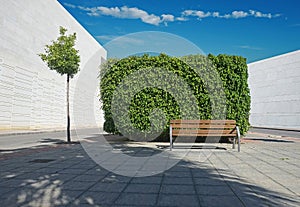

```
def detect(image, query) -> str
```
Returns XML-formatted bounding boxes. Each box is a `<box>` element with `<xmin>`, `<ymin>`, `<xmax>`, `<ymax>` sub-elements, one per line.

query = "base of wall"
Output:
<box><xmin>251</xmin><ymin>126</ymin><xmax>300</xmax><ymax>132</ymax></box>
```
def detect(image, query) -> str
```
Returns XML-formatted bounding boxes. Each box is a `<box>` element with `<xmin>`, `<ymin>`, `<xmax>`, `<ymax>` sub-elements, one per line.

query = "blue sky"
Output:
<box><xmin>59</xmin><ymin>0</ymin><xmax>300</xmax><ymax>63</ymax></box>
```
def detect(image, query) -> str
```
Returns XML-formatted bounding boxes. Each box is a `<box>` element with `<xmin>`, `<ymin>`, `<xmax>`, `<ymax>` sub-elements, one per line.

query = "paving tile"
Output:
<box><xmin>238</xmin><ymin>195</ymin><xmax>277</xmax><ymax>207</ymax></box>
<box><xmin>0</xmin><ymin>178</ymin><xmax>30</xmax><ymax>187</ymax></box>
<box><xmin>0</xmin><ymin>186</ymin><xmax>15</xmax><ymax>195</ymax></box>
<box><xmin>160</xmin><ymin>184</ymin><xmax>196</xmax><ymax>195</ymax></box>
<box><xmin>22</xmin><ymin>190</ymin><xmax>83</xmax><ymax>207</ymax></box>
<box><xmin>101</xmin><ymin>173</ymin><xmax>132</xmax><ymax>183</ymax></box>
<box><xmin>199</xmin><ymin>195</ymin><xmax>244</xmax><ymax>207</ymax></box>
<box><xmin>89</xmin><ymin>182</ymin><xmax>127</xmax><ymax>192</ymax></box>
<box><xmin>158</xmin><ymin>194</ymin><xmax>200</xmax><ymax>207</ymax></box>
<box><xmin>163</xmin><ymin>177</ymin><xmax>193</xmax><ymax>185</ymax></box>
<box><xmin>34</xmin><ymin>167</ymin><xmax>60</xmax><ymax>174</ymax></box>
<box><xmin>124</xmin><ymin>183</ymin><xmax>160</xmax><ymax>193</ymax></box>
<box><xmin>63</xmin><ymin>181</ymin><xmax>96</xmax><ymax>191</ymax></box>
<box><xmin>194</xmin><ymin>178</ymin><xmax>226</xmax><ymax>186</ymax></box>
<box><xmin>1</xmin><ymin>132</ymin><xmax>300</xmax><ymax>207</ymax></box>
<box><xmin>196</xmin><ymin>185</ymin><xmax>235</xmax><ymax>195</ymax></box>
<box><xmin>130</xmin><ymin>176</ymin><xmax>163</xmax><ymax>184</ymax></box>
<box><xmin>168</xmin><ymin>166</ymin><xmax>191</xmax><ymax>172</ymax></box>
<box><xmin>115</xmin><ymin>193</ymin><xmax>158</xmax><ymax>206</ymax></box>
<box><xmin>191</xmin><ymin>170</ymin><xmax>216</xmax><ymax>178</ymax></box>
<box><xmin>78</xmin><ymin>191</ymin><xmax>119</xmax><ymax>205</ymax></box>
<box><xmin>72</xmin><ymin>174</ymin><xmax>105</xmax><ymax>182</ymax></box>
<box><xmin>164</xmin><ymin>171</ymin><xmax>191</xmax><ymax>178</ymax></box>
<box><xmin>59</xmin><ymin>168</ymin><xmax>89</xmax><ymax>175</ymax></box>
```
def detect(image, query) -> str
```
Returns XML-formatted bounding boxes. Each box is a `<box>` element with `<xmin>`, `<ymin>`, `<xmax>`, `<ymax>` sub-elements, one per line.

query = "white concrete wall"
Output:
<box><xmin>248</xmin><ymin>50</ymin><xmax>300</xmax><ymax>130</ymax></box>
<box><xmin>0</xmin><ymin>0</ymin><xmax>107</xmax><ymax>130</ymax></box>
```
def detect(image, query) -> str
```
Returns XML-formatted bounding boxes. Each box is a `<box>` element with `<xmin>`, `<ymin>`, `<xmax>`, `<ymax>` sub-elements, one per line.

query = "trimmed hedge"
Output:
<box><xmin>207</xmin><ymin>54</ymin><xmax>251</xmax><ymax>134</ymax></box>
<box><xmin>100</xmin><ymin>54</ymin><xmax>250</xmax><ymax>140</ymax></box>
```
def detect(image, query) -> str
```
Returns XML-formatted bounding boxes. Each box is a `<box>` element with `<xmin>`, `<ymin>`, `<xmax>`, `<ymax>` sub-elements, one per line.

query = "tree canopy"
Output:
<box><xmin>39</xmin><ymin>26</ymin><xmax>80</xmax><ymax>78</ymax></box>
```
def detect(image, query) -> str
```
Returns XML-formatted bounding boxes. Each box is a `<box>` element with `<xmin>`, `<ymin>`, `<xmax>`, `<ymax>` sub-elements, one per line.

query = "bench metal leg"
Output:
<box><xmin>169</xmin><ymin>125</ymin><xmax>172</xmax><ymax>151</ymax></box>
<box><xmin>233</xmin><ymin>137</ymin><xmax>236</xmax><ymax>149</ymax></box>
<box><xmin>236</xmin><ymin>126</ymin><xmax>241</xmax><ymax>152</ymax></box>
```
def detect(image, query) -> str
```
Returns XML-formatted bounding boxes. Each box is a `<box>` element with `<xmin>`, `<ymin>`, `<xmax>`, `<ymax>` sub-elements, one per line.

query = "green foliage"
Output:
<box><xmin>100</xmin><ymin>53</ymin><xmax>250</xmax><ymax>139</ymax></box>
<box><xmin>38</xmin><ymin>26</ymin><xmax>80</xmax><ymax>78</ymax></box>
<box><xmin>207</xmin><ymin>54</ymin><xmax>251</xmax><ymax>134</ymax></box>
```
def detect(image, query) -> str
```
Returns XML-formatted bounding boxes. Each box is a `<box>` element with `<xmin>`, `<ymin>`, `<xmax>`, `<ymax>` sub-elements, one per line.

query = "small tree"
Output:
<box><xmin>39</xmin><ymin>26</ymin><xmax>80</xmax><ymax>142</ymax></box>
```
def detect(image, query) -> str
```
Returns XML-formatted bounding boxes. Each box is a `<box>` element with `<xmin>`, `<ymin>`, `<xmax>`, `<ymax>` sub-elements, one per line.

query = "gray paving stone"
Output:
<box><xmin>101</xmin><ymin>173</ymin><xmax>132</xmax><ymax>183</ymax></box>
<box><xmin>68</xmin><ymin>203</ymin><xmax>109</xmax><ymax>207</ymax></box>
<box><xmin>226</xmin><ymin>183</ymin><xmax>255</xmax><ymax>197</ymax></box>
<box><xmin>72</xmin><ymin>174</ymin><xmax>105</xmax><ymax>182</ymax></box>
<box><xmin>160</xmin><ymin>184</ymin><xmax>196</xmax><ymax>195</ymax></box>
<box><xmin>158</xmin><ymin>194</ymin><xmax>200</xmax><ymax>207</ymax></box>
<box><xmin>83</xmin><ymin>167</ymin><xmax>109</xmax><ymax>176</ymax></box>
<box><xmin>59</xmin><ymin>168</ymin><xmax>89</xmax><ymax>175</ymax></box>
<box><xmin>199</xmin><ymin>195</ymin><xmax>244</xmax><ymax>207</ymax></box>
<box><xmin>0</xmin><ymin>132</ymin><xmax>299</xmax><ymax>207</ymax></box>
<box><xmin>34</xmin><ymin>167</ymin><xmax>60</xmax><ymax>174</ymax></box>
<box><xmin>164</xmin><ymin>170</ymin><xmax>191</xmax><ymax>178</ymax></box>
<box><xmin>0</xmin><ymin>178</ymin><xmax>31</xmax><ymax>187</ymax></box>
<box><xmin>63</xmin><ymin>181</ymin><xmax>96</xmax><ymax>191</ymax></box>
<box><xmin>124</xmin><ymin>183</ymin><xmax>160</xmax><ymax>193</ymax></box>
<box><xmin>194</xmin><ymin>178</ymin><xmax>226</xmax><ymax>186</ymax></box>
<box><xmin>191</xmin><ymin>170</ymin><xmax>217</xmax><ymax>178</ymax></box>
<box><xmin>130</xmin><ymin>176</ymin><xmax>163</xmax><ymax>184</ymax></box>
<box><xmin>238</xmin><ymin>195</ymin><xmax>270</xmax><ymax>207</ymax></box>
<box><xmin>168</xmin><ymin>166</ymin><xmax>191</xmax><ymax>172</ymax></box>
<box><xmin>163</xmin><ymin>177</ymin><xmax>193</xmax><ymax>185</ymax></box>
<box><xmin>115</xmin><ymin>193</ymin><xmax>158</xmax><ymax>206</ymax></box>
<box><xmin>196</xmin><ymin>185</ymin><xmax>235</xmax><ymax>195</ymax></box>
<box><xmin>0</xmin><ymin>186</ymin><xmax>15</xmax><ymax>195</ymax></box>
<box><xmin>89</xmin><ymin>182</ymin><xmax>127</xmax><ymax>192</ymax></box>
<box><xmin>78</xmin><ymin>191</ymin><xmax>119</xmax><ymax>205</ymax></box>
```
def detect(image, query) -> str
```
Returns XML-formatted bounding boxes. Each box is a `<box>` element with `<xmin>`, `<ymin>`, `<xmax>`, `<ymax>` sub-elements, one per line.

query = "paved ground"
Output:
<box><xmin>0</xmin><ymin>130</ymin><xmax>299</xmax><ymax>207</ymax></box>
<box><xmin>249</xmin><ymin>127</ymin><xmax>300</xmax><ymax>139</ymax></box>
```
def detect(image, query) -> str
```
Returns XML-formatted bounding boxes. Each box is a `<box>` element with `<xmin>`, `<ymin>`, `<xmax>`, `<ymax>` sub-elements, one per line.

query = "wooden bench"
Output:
<box><xmin>169</xmin><ymin>120</ymin><xmax>241</xmax><ymax>152</ymax></box>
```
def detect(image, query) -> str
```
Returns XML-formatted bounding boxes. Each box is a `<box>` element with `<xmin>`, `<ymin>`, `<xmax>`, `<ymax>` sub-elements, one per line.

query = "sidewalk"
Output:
<box><xmin>0</xmin><ymin>132</ymin><xmax>299</xmax><ymax>207</ymax></box>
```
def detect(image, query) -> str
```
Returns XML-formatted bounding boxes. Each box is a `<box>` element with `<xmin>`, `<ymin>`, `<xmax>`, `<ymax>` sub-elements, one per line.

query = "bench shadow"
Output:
<box><xmin>0</xmin><ymin>133</ymin><xmax>298</xmax><ymax>206</ymax></box>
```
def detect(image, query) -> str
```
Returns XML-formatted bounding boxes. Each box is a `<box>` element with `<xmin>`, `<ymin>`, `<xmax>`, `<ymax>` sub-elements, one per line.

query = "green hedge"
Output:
<box><xmin>100</xmin><ymin>54</ymin><xmax>250</xmax><ymax>140</ymax></box>
<box><xmin>207</xmin><ymin>54</ymin><xmax>251</xmax><ymax>133</ymax></box>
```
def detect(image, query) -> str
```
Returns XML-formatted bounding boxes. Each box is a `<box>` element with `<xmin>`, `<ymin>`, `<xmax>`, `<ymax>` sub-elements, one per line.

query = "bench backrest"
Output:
<box><xmin>170</xmin><ymin>120</ymin><xmax>237</xmax><ymax>137</ymax></box>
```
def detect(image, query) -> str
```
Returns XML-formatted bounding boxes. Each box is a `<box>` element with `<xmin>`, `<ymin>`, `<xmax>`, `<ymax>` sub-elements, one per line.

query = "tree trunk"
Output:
<box><xmin>67</xmin><ymin>74</ymin><xmax>71</xmax><ymax>143</ymax></box>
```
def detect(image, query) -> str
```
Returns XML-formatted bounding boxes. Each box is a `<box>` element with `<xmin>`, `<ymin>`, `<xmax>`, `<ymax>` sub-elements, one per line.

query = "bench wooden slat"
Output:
<box><xmin>172</xmin><ymin>129</ymin><xmax>236</xmax><ymax>136</ymax></box>
<box><xmin>170</xmin><ymin>120</ymin><xmax>236</xmax><ymax>124</ymax></box>
<box><xmin>171</xmin><ymin>123</ymin><xmax>237</xmax><ymax>129</ymax></box>
<box><xmin>169</xmin><ymin>119</ymin><xmax>241</xmax><ymax>152</ymax></box>
<box><xmin>172</xmin><ymin>133</ymin><xmax>236</xmax><ymax>137</ymax></box>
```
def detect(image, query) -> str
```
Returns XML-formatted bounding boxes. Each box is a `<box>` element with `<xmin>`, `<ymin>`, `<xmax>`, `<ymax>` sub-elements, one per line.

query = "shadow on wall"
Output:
<box><xmin>0</xmin><ymin>135</ymin><xmax>298</xmax><ymax>206</ymax></box>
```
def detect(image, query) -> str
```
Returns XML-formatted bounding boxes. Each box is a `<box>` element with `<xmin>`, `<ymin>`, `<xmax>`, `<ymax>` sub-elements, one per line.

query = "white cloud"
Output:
<box><xmin>161</xmin><ymin>14</ymin><xmax>175</xmax><ymax>26</ymax></box>
<box><xmin>238</xmin><ymin>45</ymin><xmax>263</xmax><ymax>50</ymax></box>
<box><xmin>95</xmin><ymin>35</ymin><xmax>118</xmax><ymax>41</ymax></box>
<box><xmin>249</xmin><ymin>10</ymin><xmax>281</xmax><ymax>19</ymax></box>
<box><xmin>182</xmin><ymin>9</ymin><xmax>281</xmax><ymax>20</ymax></box>
<box><xmin>212</xmin><ymin>12</ymin><xmax>220</xmax><ymax>18</ymax></box>
<box><xmin>231</xmin><ymin>11</ymin><xmax>248</xmax><ymax>19</ymax></box>
<box><xmin>161</xmin><ymin>14</ymin><xmax>175</xmax><ymax>22</ymax></box>
<box><xmin>77</xmin><ymin>6</ymin><xmax>162</xmax><ymax>25</ymax></box>
<box><xmin>64</xmin><ymin>4</ymin><xmax>282</xmax><ymax>25</ymax></box>
<box><xmin>176</xmin><ymin>17</ymin><xmax>188</xmax><ymax>21</ymax></box>
<box><xmin>182</xmin><ymin>10</ymin><xmax>210</xmax><ymax>19</ymax></box>
<box><xmin>63</xmin><ymin>3</ymin><xmax>76</xmax><ymax>9</ymax></box>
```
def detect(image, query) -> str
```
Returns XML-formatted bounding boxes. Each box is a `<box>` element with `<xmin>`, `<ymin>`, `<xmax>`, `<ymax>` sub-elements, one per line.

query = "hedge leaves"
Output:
<box><xmin>100</xmin><ymin>54</ymin><xmax>250</xmax><ymax>140</ymax></box>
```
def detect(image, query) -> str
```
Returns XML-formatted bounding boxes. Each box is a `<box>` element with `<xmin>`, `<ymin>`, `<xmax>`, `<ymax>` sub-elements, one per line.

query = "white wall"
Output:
<box><xmin>248</xmin><ymin>50</ymin><xmax>300</xmax><ymax>130</ymax></box>
<box><xmin>0</xmin><ymin>0</ymin><xmax>107</xmax><ymax>130</ymax></box>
